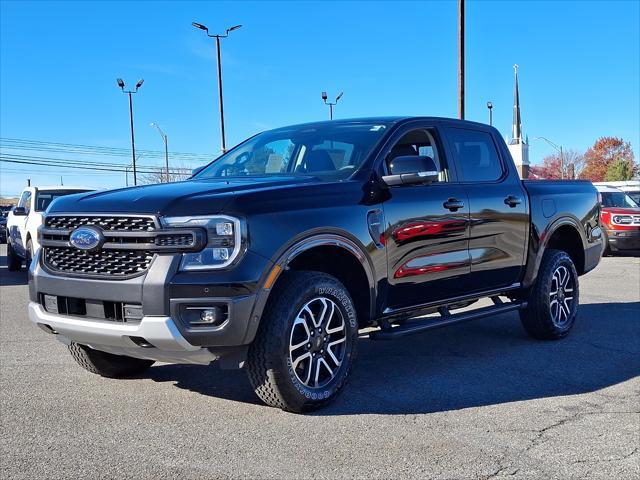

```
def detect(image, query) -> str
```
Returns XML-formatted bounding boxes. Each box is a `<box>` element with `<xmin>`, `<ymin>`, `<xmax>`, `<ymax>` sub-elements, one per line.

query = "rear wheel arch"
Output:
<box><xmin>544</xmin><ymin>221</ymin><xmax>586</xmax><ymax>275</ymax></box>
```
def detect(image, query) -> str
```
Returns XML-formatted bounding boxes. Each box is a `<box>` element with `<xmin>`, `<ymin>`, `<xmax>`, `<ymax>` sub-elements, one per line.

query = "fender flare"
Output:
<box><xmin>242</xmin><ymin>231</ymin><xmax>377</xmax><ymax>343</ymax></box>
<box><xmin>523</xmin><ymin>215</ymin><xmax>587</xmax><ymax>288</ymax></box>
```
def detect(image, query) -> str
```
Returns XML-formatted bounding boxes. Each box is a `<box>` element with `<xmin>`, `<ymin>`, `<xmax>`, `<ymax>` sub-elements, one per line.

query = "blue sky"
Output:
<box><xmin>1</xmin><ymin>0</ymin><xmax>638</xmax><ymax>196</ymax></box>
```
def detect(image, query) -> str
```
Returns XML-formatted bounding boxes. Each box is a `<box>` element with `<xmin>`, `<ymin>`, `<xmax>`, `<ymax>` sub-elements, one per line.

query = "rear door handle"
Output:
<box><xmin>504</xmin><ymin>195</ymin><xmax>522</xmax><ymax>207</ymax></box>
<box><xmin>443</xmin><ymin>198</ymin><xmax>465</xmax><ymax>212</ymax></box>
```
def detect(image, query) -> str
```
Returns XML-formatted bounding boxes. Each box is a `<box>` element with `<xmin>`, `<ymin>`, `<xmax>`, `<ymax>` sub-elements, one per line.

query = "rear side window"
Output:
<box><xmin>446</xmin><ymin>128</ymin><xmax>503</xmax><ymax>182</ymax></box>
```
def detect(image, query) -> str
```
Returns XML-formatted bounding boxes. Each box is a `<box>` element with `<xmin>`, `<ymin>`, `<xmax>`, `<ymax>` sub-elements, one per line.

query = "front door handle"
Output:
<box><xmin>443</xmin><ymin>198</ymin><xmax>465</xmax><ymax>212</ymax></box>
<box><xmin>504</xmin><ymin>195</ymin><xmax>522</xmax><ymax>207</ymax></box>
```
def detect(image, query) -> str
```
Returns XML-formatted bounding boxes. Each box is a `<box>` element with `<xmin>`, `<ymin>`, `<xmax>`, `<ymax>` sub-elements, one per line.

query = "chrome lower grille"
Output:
<box><xmin>41</xmin><ymin>214</ymin><xmax>205</xmax><ymax>279</ymax></box>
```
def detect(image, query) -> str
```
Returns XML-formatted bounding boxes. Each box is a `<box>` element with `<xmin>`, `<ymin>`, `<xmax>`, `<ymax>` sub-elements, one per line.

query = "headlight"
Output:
<box><xmin>161</xmin><ymin>215</ymin><xmax>243</xmax><ymax>270</ymax></box>
<box><xmin>613</xmin><ymin>215</ymin><xmax>632</xmax><ymax>225</ymax></box>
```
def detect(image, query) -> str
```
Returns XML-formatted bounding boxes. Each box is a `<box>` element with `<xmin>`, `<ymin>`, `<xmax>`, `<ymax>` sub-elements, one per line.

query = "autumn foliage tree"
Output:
<box><xmin>529</xmin><ymin>149</ymin><xmax>584</xmax><ymax>180</ymax></box>
<box><xmin>580</xmin><ymin>137</ymin><xmax>636</xmax><ymax>182</ymax></box>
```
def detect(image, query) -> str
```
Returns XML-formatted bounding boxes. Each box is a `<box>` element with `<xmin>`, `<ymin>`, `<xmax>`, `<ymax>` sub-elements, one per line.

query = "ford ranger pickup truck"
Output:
<box><xmin>28</xmin><ymin>117</ymin><xmax>603</xmax><ymax>412</ymax></box>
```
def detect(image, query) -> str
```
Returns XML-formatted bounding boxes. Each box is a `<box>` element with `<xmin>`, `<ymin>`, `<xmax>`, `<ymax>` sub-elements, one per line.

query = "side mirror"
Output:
<box><xmin>382</xmin><ymin>155</ymin><xmax>439</xmax><ymax>186</ymax></box>
<box><xmin>12</xmin><ymin>206</ymin><xmax>27</xmax><ymax>216</ymax></box>
<box><xmin>191</xmin><ymin>165</ymin><xmax>205</xmax><ymax>178</ymax></box>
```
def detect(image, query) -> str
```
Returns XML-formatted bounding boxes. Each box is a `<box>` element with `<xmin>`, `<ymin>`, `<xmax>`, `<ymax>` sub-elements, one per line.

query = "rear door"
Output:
<box><xmin>443</xmin><ymin>126</ymin><xmax>528</xmax><ymax>292</ymax></box>
<box><xmin>380</xmin><ymin>122</ymin><xmax>471</xmax><ymax>310</ymax></box>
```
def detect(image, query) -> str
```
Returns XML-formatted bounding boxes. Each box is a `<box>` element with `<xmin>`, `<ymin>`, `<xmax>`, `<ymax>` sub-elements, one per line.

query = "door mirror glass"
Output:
<box><xmin>382</xmin><ymin>155</ymin><xmax>439</xmax><ymax>186</ymax></box>
<box><xmin>12</xmin><ymin>206</ymin><xmax>27</xmax><ymax>216</ymax></box>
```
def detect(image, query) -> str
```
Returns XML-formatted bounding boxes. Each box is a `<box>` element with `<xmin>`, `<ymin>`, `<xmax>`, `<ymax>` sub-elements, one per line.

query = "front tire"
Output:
<box><xmin>520</xmin><ymin>249</ymin><xmax>579</xmax><ymax>340</ymax></box>
<box><xmin>246</xmin><ymin>271</ymin><xmax>358</xmax><ymax>412</ymax></box>
<box><xmin>25</xmin><ymin>239</ymin><xmax>33</xmax><ymax>270</ymax></box>
<box><xmin>6</xmin><ymin>241</ymin><xmax>22</xmax><ymax>271</ymax></box>
<box><xmin>68</xmin><ymin>342</ymin><xmax>154</xmax><ymax>378</ymax></box>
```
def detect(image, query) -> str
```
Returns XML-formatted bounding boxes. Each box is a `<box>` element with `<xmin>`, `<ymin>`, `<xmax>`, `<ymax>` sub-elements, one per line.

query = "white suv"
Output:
<box><xmin>6</xmin><ymin>186</ymin><xmax>94</xmax><ymax>271</ymax></box>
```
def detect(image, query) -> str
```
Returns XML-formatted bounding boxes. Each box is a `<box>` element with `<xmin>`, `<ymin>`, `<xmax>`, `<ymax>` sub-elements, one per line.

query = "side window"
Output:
<box><xmin>17</xmin><ymin>191</ymin><xmax>28</xmax><ymax>208</ymax></box>
<box><xmin>446</xmin><ymin>128</ymin><xmax>503</xmax><ymax>182</ymax></box>
<box><xmin>23</xmin><ymin>192</ymin><xmax>32</xmax><ymax>213</ymax></box>
<box><xmin>17</xmin><ymin>191</ymin><xmax>31</xmax><ymax>212</ymax></box>
<box><xmin>386</xmin><ymin>128</ymin><xmax>449</xmax><ymax>182</ymax></box>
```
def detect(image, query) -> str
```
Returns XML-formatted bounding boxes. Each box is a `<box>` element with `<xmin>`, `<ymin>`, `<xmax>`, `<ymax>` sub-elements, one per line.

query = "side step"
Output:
<box><xmin>369</xmin><ymin>300</ymin><xmax>526</xmax><ymax>340</ymax></box>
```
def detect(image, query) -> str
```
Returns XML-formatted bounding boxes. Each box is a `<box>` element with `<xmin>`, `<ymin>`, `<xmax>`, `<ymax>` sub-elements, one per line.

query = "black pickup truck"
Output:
<box><xmin>28</xmin><ymin>117</ymin><xmax>603</xmax><ymax>412</ymax></box>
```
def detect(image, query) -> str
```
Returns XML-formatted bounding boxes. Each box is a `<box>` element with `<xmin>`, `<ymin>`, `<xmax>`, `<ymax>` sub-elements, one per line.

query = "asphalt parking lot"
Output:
<box><xmin>1</xmin><ymin>244</ymin><xmax>638</xmax><ymax>479</ymax></box>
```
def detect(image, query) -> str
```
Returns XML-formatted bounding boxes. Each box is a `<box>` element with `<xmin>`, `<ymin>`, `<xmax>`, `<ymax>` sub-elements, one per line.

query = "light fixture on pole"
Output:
<box><xmin>321</xmin><ymin>91</ymin><xmax>343</xmax><ymax>120</ymax></box>
<box><xmin>192</xmin><ymin>22</ymin><xmax>242</xmax><ymax>153</ymax></box>
<box><xmin>486</xmin><ymin>101</ymin><xmax>493</xmax><ymax>126</ymax></box>
<box><xmin>117</xmin><ymin>78</ymin><xmax>144</xmax><ymax>185</ymax></box>
<box><xmin>534</xmin><ymin>136</ymin><xmax>565</xmax><ymax>179</ymax></box>
<box><xmin>150</xmin><ymin>122</ymin><xmax>169</xmax><ymax>182</ymax></box>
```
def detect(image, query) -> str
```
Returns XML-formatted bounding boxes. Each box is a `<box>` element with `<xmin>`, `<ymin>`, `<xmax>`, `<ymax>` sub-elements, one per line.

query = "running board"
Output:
<box><xmin>369</xmin><ymin>301</ymin><xmax>526</xmax><ymax>340</ymax></box>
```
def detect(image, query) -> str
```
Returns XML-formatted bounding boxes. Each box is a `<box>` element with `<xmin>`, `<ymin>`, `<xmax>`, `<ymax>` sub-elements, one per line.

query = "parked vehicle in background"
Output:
<box><xmin>0</xmin><ymin>210</ymin><xmax>7</xmax><ymax>243</ymax></box>
<box><xmin>594</xmin><ymin>180</ymin><xmax>640</xmax><ymax>206</ymax></box>
<box><xmin>6</xmin><ymin>186</ymin><xmax>94</xmax><ymax>270</ymax></box>
<box><xmin>28</xmin><ymin>117</ymin><xmax>603</xmax><ymax>412</ymax></box>
<box><xmin>595</xmin><ymin>185</ymin><xmax>640</xmax><ymax>255</ymax></box>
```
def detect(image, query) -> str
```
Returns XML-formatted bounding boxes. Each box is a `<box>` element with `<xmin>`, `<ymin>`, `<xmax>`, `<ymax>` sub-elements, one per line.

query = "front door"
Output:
<box><xmin>381</xmin><ymin>125</ymin><xmax>471</xmax><ymax>310</ymax></box>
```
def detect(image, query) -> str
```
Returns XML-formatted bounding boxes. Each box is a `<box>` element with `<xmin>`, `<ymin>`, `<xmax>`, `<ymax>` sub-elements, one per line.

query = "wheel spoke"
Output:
<box><xmin>292</xmin><ymin>351</ymin><xmax>311</xmax><ymax>371</ymax></box>
<box><xmin>326</xmin><ymin>316</ymin><xmax>345</xmax><ymax>335</ymax></box>
<box><xmin>290</xmin><ymin>317</ymin><xmax>311</xmax><ymax>351</ymax></box>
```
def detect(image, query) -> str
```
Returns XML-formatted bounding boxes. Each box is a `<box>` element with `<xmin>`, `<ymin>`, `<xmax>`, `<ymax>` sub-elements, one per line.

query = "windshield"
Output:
<box><xmin>35</xmin><ymin>190</ymin><xmax>92</xmax><ymax>212</ymax></box>
<box><xmin>194</xmin><ymin>122</ymin><xmax>390</xmax><ymax>181</ymax></box>
<box><xmin>600</xmin><ymin>191</ymin><xmax>639</xmax><ymax>209</ymax></box>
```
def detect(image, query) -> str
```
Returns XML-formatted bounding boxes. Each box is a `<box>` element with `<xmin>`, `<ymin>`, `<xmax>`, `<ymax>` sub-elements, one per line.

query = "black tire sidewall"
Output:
<box><xmin>269</xmin><ymin>273</ymin><xmax>358</xmax><ymax>409</ymax></box>
<box><xmin>523</xmin><ymin>250</ymin><xmax>579</xmax><ymax>339</ymax></box>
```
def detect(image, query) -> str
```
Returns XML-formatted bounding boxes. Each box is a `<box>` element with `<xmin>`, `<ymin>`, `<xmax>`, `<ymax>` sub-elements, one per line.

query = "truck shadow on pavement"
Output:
<box><xmin>0</xmin><ymin>254</ymin><xmax>28</xmax><ymax>286</ymax></box>
<box><xmin>147</xmin><ymin>301</ymin><xmax>640</xmax><ymax>414</ymax></box>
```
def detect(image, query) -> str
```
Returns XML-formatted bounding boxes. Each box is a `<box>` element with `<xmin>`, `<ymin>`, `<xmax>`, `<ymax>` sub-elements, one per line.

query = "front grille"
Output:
<box><xmin>45</xmin><ymin>215</ymin><xmax>156</xmax><ymax>231</ymax></box>
<box><xmin>45</xmin><ymin>247</ymin><xmax>154</xmax><ymax>276</ymax></box>
<box><xmin>41</xmin><ymin>214</ymin><xmax>205</xmax><ymax>279</ymax></box>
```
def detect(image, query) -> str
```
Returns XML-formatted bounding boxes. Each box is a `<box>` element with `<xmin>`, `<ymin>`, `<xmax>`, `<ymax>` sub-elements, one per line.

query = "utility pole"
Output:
<box><xmin>534</xmin><ymin>136</ymin><xmax>565</xmax><ymax>179</ymax></box>
<box><xmin>117</xmin><ymin>78</ymin><xmax>144</xmax><ymax>185</ymax></box>
<box><xmin>321</xmin><ymin>91</ymin><xmax>343</xmax><ymax>120</ymax></box>
<box><xmin>458</xmin><ymin>0</ymin><xmax>465</xmax><ymax>119</ymax></box>
<box><xmin>192</xmin><ymin>22</ymin><xmax>242</xmax><ymax>154</ymax></box>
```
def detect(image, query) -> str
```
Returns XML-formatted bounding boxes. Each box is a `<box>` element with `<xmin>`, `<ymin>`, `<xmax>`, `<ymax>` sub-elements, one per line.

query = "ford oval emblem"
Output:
<box><xmin>69</xmin><ymin>226</ymin><xmax>104</xmax><ymax>251</ymax></box>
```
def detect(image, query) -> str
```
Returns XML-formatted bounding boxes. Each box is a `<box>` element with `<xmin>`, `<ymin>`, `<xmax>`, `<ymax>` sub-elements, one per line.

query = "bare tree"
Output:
<box><xmin>139</xmin><ymin>160</ymin><xmax>198</xmax><ymax>184</ymax></box>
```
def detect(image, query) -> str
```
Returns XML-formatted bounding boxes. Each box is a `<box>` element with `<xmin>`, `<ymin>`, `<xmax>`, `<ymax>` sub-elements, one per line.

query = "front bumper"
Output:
<box><xmin>29</xmin><ymin>247</ymin><xmax>272</xmax><ymax>357</ymax></box>
<box><xmin>606</xmin><ymin>229</ymin><xmax>640</xmax><ymax>251</ymax></box>
<box><xmin>29</xmin><ymin>302</ymin><xmax>217</xmax><ymax>364</ymax></box>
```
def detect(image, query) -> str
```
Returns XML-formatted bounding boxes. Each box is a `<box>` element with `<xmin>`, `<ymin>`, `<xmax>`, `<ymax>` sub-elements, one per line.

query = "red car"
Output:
<box><xmin>596</xmin><ymin>185</ymin><xmax>640</xmax><ymax>255</ymax></box>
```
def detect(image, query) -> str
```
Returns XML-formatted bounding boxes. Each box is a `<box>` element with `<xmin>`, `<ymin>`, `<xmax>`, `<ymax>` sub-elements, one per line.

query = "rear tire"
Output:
<box><xmin>7</xmin><ymin>241</ymin><xmax>21</xmax><ymax>271</ymax></box>
<box><xmin>520</xmin><ymin>249</ymin><xmax>579</xmax><ymax>340</ymax></box>
<box><xmin>246</xmin><ymin>271</ymin><xmax>358</xmax><ymax>413</ymax></box>
<box><xmin>68</xmin><ymin>342</ymin><xmax>154</xmax><ymax>378</ymax></box>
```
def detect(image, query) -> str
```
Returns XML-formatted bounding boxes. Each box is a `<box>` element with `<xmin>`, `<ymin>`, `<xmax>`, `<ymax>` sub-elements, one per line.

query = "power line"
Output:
<box><xmin>0</xmin><ymin>157</ymin><xmax>192</xmax><ymax>175</ymax></box>
<box><xmin>0</xmin><ymin>137</ymin><xmax>214</xmax><ymax>161</ymax></box>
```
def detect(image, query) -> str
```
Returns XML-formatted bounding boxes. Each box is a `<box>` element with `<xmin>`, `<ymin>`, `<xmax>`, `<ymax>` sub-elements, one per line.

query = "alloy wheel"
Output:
<box><xmin>288</xmin><ymin>297</ymin><xmax>347</xmax><ymax>389</ymax></box>
<box><xmin>549</xmin><ymin>265</ymin><xmax>574</xmax><ymax>326</ymax></box>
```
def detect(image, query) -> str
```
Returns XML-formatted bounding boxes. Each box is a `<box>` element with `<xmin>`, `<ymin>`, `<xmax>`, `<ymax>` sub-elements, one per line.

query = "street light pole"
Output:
<box><xmin>487</xmin><ymin>101</ymin><xmax>493</xmax><ymax>126</ymax></box>
<box><xmin>150</xmin><ymin>123</ymin><xmax>169</xmax><ymax>182</ymax></box>
<box><xmin>534</xmin><ymin>136</ymin><xmax>565</xmax><ymax>179</ymax></box>
<box><xmin>192</xmin><ymin>22</ymin><xmax>242</xmax><ymax>154</ymax></box>
<box><xmin>321</xmin><ymin>91</ymin><xmax>343</xmax><ymax>120</ymax></box>
<box><xmin>117</xmin><ymin>78</ymin><xmax>144</xmax><ymax>185</ymax></box>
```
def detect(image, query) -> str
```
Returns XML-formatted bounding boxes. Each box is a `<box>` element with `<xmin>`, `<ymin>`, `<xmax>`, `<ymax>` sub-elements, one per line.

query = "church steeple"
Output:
<box><xmin>510</xmin><ymin>64</ymin><xmax>522</xmax><ymax>145</ymax></box>
<box><xmin>506</xmin><ymin>64</ymin><xmax>529</xmax><ymax>179</ymax></box>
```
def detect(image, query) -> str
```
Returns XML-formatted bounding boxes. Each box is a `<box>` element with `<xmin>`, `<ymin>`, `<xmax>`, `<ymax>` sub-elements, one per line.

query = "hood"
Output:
<box><xmin>47</xmin><ymin>176</ymin><xmax>320</xmax><ymax>216</ymax></box>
